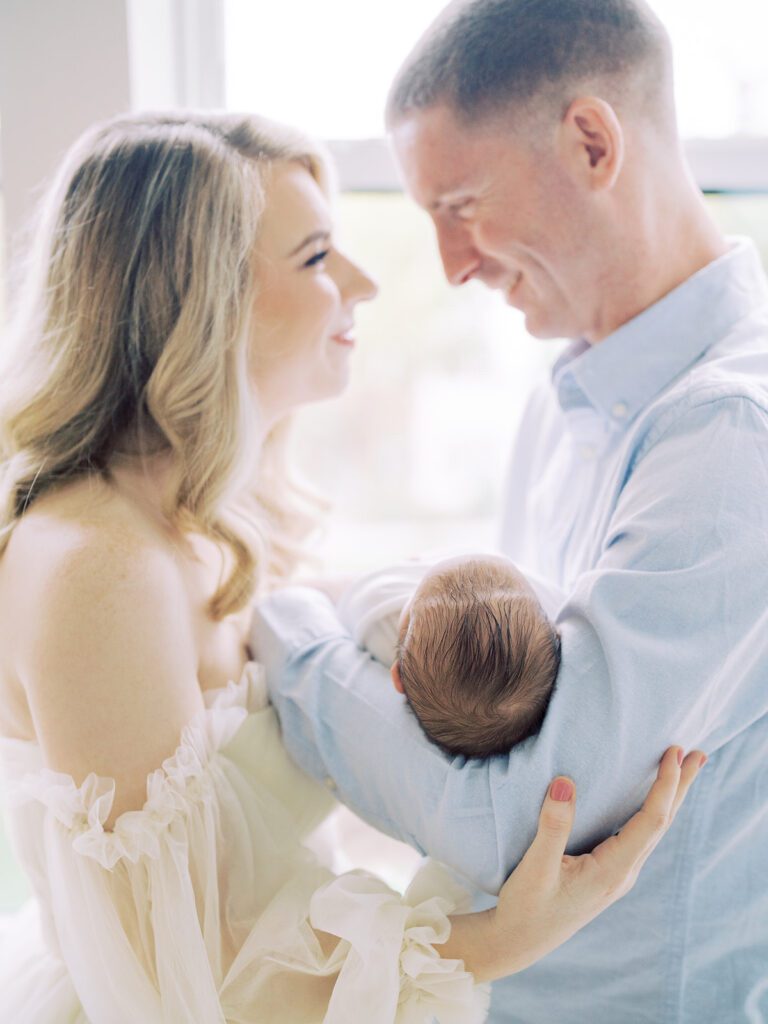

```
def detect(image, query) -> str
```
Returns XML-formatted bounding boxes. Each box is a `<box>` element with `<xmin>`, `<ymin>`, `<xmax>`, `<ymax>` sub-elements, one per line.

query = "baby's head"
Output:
<box><xmin>392</xmin><ymin>555</ymin><xmax>561</xmax><ymax>758</ymax></box>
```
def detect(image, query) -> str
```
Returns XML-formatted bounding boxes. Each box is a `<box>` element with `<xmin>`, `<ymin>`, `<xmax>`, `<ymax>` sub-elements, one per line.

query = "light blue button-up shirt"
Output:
<box><xmin>251</xmin><ymin>238</ymin><xmax>768</xmax><ymax>1024</ymax></box>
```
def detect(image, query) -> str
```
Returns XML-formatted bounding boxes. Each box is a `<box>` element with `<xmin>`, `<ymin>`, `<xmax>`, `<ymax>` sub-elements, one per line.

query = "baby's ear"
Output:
<box><xmin>391</xmin><ymin>661</ymin><xmax>405</xmax><ymax>694</ymax></box>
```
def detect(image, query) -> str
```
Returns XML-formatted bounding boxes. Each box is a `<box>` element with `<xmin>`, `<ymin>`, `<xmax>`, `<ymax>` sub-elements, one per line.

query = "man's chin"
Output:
<box><xmin>504</xmin><ymin>289</ymin><xmax>576</xmax><ymax>340</ymax></box>
<box><xmin>522</xmin><ymin>312</ymin><xmax>572</xmax><ymax>342</ymax></box>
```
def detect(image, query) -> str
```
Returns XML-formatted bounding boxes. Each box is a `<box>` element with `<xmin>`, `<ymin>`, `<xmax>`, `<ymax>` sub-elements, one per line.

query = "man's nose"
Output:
<box><xmin>436</xmin><ymin>222</ymin><xmax>482</xmax><ymax>286</ymax></box>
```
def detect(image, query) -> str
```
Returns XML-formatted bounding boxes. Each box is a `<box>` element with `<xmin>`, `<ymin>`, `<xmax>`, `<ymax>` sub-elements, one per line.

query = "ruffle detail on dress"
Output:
<box><xmin>309</xmin><ymin>862</ymin><xmax>490</xmax><ymax>1024</ymax></box>
<box><xmin>6</xmin><ymin>663</ymin><xmax>268</xmax><ymax>870</ymax></box>
<box><xmin>395</xmin><ymin>901</ymin><xmax>490</xmax><ymax>1024</ymax></box>
<box><xmin>201</xmin><ymin>660</ymin><xmax>270</xmax><ymax>712</ymax></box>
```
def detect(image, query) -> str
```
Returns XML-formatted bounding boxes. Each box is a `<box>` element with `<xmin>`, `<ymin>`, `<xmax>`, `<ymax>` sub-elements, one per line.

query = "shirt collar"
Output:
<box><xmin>552</xmin><ymin>237</ymin><xmax>768</xmax><ymax>427</ymax></box>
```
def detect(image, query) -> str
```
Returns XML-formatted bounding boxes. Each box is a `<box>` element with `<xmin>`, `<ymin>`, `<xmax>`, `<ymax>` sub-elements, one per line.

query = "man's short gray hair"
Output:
<box><xmin>386</xmin><ymin>0</ymin><xmax>673</xmax><ymax>128</ymax></box>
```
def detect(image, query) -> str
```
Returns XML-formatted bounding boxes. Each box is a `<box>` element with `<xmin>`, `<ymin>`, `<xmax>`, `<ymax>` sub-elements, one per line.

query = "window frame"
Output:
<box><xmin>179</xmin><ymin>0</ymin><xmax>768</xmax><ymax>195</ymax></box>
<box><xmin>327</xmin><ymin>138</ymin><xmax>768</xmax><ymax>193</ymax></box>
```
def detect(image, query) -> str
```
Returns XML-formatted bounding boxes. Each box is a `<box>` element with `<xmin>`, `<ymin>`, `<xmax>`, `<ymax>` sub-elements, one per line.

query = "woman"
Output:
<box><xmin>0</xmin><ymin>112</ymin><xmax>702</xmax><ymax>1022</ymax></box>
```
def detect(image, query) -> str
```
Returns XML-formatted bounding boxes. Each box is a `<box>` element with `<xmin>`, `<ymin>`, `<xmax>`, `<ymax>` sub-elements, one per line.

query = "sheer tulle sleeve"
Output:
<box><xmin>2</xmin><ymin>664</ymin><xmax>489</xmax><ymax>1023</ymax></box>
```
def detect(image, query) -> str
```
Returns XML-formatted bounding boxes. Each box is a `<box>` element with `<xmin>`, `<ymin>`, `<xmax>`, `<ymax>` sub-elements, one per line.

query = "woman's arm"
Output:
<box><xmin>16</xmin><ymin>524</ymin><xmax>204</xmax><ymax>829</ymax></box>
<box><xmin>440</xmin><ymin>746</ymin><xmax>704</xmax><ymax>982</ymax></box>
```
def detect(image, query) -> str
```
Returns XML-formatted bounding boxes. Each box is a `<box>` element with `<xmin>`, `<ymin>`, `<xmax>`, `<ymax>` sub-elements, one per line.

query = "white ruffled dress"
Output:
<box><xmin>0</xmin><ymin>662</ymin><xmax>489</xmax><ymax>1023</ymax></box>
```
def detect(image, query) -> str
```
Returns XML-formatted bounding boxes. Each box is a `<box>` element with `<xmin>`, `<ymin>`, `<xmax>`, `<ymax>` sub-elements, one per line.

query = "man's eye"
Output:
<box><xmin>449</xmin><ymin>201</ymin><xmax>473</xmax><ymax>219</ymax></box>
<box><xmin>304</xmin><ymin>249</ymin><xmax>330</xmax><ymax>268</ymax></box>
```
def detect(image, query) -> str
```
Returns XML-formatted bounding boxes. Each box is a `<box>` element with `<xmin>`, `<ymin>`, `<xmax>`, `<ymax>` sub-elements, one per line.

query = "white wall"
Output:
<box><xmin>0</xmin><ymin>0</ymin><xmax>133</xmax><ymax>270</ymax></box>
<box><xmin>0</xmin><ymin>0</ymin><xmax>226</xmax><ymax>288</ymax></box>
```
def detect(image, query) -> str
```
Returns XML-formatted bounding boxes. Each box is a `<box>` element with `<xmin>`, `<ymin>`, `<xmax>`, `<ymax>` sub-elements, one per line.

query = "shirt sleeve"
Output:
<box><xmin>511</xmin><ymin>566</ymin><xmax>568</xmax><ymax>619</ymax></box>
<box><xmin>336</xmin><ymin>559</ymin><xmax>560</xmax><ymax>664</ymax></box>
<box><xmin>251</xmin><ymin>395</ymin><xmax>768</xmax><ymax>894</ymax></box>
<box><xmin>337</xmin><ymin>564</ymin><xmax>425</xmax><ymax>667</ymax></box>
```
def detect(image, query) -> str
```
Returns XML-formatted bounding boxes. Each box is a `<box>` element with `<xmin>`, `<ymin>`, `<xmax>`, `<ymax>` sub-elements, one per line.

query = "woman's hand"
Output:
<box><xmin>441</xmin><ymin>746</ymin><xmax>705</xmax><ymax>982</ymax></box>
<box><xmin>492</xmin><ymin>746</ymin><xmax>705</xmax><ymax>978</ymax></box>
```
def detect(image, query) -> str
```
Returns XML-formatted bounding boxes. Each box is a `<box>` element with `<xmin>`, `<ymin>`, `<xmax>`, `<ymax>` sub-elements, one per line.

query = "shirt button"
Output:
<box><xmin>611</xmin><ymin>401</ymin><xmax>629</xmax><ymax>419</ymax></box>
<box><xmin>579</xmin><ymin>444</ymin><xmax>597</xmax><ymax>460</ymax></box>
<box><xmin>324</xmin><ymin>776</ymin><xmax>337</xmax><ymax>791</ymax></box>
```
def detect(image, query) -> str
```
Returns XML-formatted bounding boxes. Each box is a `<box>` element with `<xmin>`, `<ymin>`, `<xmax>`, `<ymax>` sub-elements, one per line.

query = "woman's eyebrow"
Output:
<box><xmin>287</xmin><ymin>229</ymin><xmax>331</xmax><ymax>258</ymax></box>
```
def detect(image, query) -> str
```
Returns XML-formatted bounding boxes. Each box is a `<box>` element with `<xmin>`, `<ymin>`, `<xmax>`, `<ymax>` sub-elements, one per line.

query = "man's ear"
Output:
<box><xmin>558</xmin><ymin>96</ymin><xmax>624</xmax><ymax>190</ymax></box>
<box><xmin>391</xmin><ymin>661</ymin><xmax>405</xmax><ymax>695</ymax></box>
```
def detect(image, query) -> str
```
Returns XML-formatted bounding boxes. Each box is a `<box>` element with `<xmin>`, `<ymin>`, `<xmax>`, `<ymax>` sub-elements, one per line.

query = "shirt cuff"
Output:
<box><xmin>256</xmin><ymin>585</ymin><xmax>347</xmax><ymax>643</ymax></box>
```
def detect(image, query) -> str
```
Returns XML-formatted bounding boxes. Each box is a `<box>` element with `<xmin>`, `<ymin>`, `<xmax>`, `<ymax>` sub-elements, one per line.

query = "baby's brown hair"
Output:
<box><xmin>396</xmin><ymin>561</ymin><xmax>561</xmax><ymax>758</ymax></box>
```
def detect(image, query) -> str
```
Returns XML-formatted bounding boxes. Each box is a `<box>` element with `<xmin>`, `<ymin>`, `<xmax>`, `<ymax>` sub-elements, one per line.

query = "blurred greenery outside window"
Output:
<box><xmin>290</xmin><ymin>192</ymin><xmax>768</xmax><ymax>574</ymax></box>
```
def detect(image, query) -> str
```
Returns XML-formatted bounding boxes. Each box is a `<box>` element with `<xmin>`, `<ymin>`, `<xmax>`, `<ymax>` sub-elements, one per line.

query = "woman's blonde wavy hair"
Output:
<box><xmin>0</xmin><ymin>111</ymin><xmax>330</xmax><ymax>618</ymax></box>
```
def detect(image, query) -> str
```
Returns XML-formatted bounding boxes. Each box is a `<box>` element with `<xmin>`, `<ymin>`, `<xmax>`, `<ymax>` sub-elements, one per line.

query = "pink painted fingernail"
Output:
<box><xmin>550</xmin><ymin>778</ymin><xmax>573</xmax><ymax>802</ymax></box>
<box><xmin>677</xmin><ymin>749</ymin><xmax>684</xmax><ymax>767</ymax></box>
<box><xmin>699</xmin><ymin>754</ymin><xmax>708</xmax><ymax>768</ymax></box>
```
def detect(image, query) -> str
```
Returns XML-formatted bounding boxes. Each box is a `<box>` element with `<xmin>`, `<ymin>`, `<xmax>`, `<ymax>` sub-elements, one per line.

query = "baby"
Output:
<box><xmin>336</xmin><ymin>554</ymin><xmax>563</xmax><ymax>759</ymax></box>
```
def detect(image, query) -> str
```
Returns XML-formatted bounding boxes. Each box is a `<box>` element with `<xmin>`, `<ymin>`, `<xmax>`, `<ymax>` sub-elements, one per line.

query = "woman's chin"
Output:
<box><xmin>300</xmin><ymin>374</ymin><xmax>352</xmax><ymax>410</ymax></box>
<box><xmin>326</xmin><ymin>374</ymin><xmax>351</xmax><ymax>402</ymax></box>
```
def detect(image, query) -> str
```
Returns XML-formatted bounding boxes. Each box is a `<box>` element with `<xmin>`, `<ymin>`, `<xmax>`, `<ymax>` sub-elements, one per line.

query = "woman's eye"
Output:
<box><xmin>303</xmin><ymin>249</ymin><xmax>330</xmax><ymax>269</ymax></box>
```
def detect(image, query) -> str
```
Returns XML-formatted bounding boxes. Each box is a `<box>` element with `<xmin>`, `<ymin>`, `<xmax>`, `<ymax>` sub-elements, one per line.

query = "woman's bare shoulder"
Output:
<box><xmin>2</xmin><ymin>477</ymin><xmax>174</xmax><ymax>596</ymax></box>
<box><xmin>0</xmin><ymin>477</ymin><xmax>205</xmax><ymax>825</ymax></box>
<box><xmin>3</xmin><ymin>478</ymin><xmax>192</xmax><ymax>652</ymax></box>
<box><xmin>7</xmin><ymin>473</ymin><xmax>152</xmax><ymax>546</ymax></box>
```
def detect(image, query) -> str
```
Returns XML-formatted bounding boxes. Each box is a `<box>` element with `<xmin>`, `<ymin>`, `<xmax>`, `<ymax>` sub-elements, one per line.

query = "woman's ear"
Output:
<box><xmin>391</xmin><ymin>661</ymin><xmax>405</xmax><ymax>695</ymax></box>
<box><xmin>558</xmin><ymin>96</ymin><xmax>624</xmax><ymax>191</ymax></box>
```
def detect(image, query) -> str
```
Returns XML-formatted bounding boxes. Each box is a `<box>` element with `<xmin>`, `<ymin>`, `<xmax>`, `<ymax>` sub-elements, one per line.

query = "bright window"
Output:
<box><xmin>290</xmin><ymin>194</ymin><xmax>768</xmax><ymax>571</ymax></box>
<box><xmin>222</xmin><ymin>1</ymin><xmax>768</xmax><ymax>569</ymax></box>
<box><xmin>224</xmin><ymin>0</ymin><xmax>768</xmax><ymax>140</ymax></box>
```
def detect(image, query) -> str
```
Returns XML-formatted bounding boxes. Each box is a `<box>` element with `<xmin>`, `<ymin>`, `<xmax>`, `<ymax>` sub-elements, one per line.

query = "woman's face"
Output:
<box><xmin>250</xmin><ymin>161</ymin><xmax>377</xmax><ymax>425</ymax></box>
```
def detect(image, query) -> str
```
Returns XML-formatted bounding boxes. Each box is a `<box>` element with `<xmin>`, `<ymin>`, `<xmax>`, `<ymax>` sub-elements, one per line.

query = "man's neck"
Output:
<box><xmin>586</xmin><ymin>177</ymin><xmax>728</xmax><ymax>344</ymax></box>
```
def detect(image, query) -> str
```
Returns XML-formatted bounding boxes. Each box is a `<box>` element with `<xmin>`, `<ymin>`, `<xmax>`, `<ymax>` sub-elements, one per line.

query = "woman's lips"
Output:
<box><xmin>331</xmin><ymin>330</ymin><xmax>355</xmax><ymax>348</ymax></box>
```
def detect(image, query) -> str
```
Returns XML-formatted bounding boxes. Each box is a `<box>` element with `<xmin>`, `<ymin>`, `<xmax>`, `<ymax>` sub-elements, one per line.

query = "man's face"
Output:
<box><xmin>391</xmin><ymin>103</ymin><xmax>597</xmax><ymax>341</ymax></box>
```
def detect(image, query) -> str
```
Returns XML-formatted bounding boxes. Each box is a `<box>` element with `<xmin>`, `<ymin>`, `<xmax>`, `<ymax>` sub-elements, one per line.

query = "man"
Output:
<box><xmin>252</xmin><ymin>1</ymin><xmax>768</xmax><ymax>1020</ymax></box>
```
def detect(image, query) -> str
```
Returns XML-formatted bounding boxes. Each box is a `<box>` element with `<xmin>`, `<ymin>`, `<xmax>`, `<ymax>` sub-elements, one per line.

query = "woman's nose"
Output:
<box><xmin>340</xmin><ymin>255</ymin><xmax>379</xmax><ymax>304</ymax></box>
